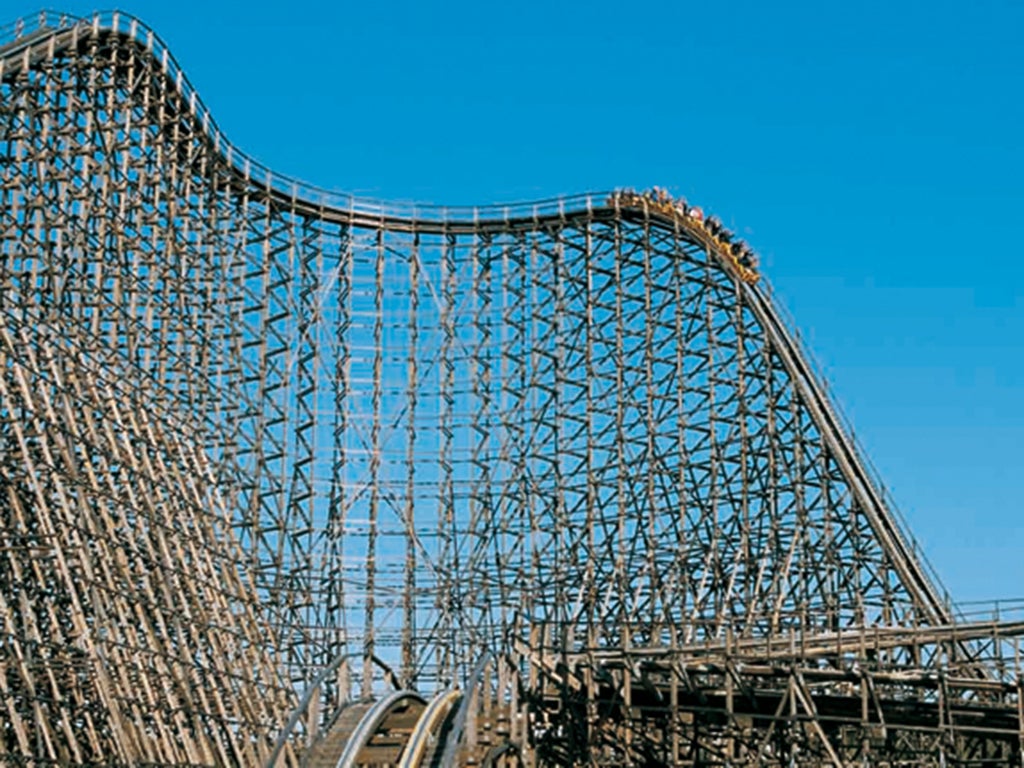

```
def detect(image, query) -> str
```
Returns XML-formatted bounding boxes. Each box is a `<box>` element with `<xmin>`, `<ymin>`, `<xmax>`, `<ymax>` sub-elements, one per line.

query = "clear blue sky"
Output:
<box><xmin>8</xmin><ymin>1</ymin><xmax>1024</xmax><ymax>605</ymax></box>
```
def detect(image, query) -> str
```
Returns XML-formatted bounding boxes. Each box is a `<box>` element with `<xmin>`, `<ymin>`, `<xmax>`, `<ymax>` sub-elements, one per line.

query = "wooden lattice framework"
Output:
<box><xmin>1</xmin><ymin>11</ymin><xmax>1022</xmax><ymax>767</ymax></box>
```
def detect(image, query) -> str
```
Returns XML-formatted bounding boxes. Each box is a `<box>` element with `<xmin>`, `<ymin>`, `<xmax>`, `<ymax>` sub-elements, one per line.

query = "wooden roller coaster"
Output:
<box><xmin>1</xmin><ymin>10</ymin><xmax>1023</xmax><ymax>767</ymax></box>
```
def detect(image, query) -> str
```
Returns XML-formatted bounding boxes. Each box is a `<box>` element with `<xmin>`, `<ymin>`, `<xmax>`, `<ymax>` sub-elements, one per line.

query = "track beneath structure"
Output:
<box><xmin>303</xmin><ymin>692</ymin><xmax>425</xmax><ymax>768</ymax></box>
<box><xmin>2</xmin><ymin>9</ymin><xmax>1024</xmax><ymax>767</ymax></box>
<box><xmin>397</xmin><ymin>690</ymin><xmax>463</xmax><ymax>768</ymax></box>
<box><xmin>299</xmin><ymin>674</ymin><xmax>521</xmax><ymax>768</ymax></box>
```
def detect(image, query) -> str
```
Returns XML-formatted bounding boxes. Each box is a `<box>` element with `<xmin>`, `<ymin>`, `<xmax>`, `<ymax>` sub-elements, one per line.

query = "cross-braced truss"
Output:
<box><xmin>1</xmin><ymin>11</ymin><xmax>1021</xmax><ymax>767</ymax></box>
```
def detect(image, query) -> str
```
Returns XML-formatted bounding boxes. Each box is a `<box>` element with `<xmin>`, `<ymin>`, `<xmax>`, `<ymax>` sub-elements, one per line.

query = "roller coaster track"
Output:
<box><xmin>2</xmin><ymin>9</ymin><xmax>1021</xmax><ymax>767</ymax></box>
<box><xmin>305</xmin><ymin>691</ymin><xmax>426</xmax><ymax>768</ymax></box>
<box><xmin>0</xmin><ymin>11</ymin><xmax>953</xmax><ymax>622</ymax></box>
<box><xmin>397</xmin><ymin>689</ymin><xmax>462</xmax><ymax>768</ymax></box>
<box><xmin>299</xmin><ymin>683</ymin><xmax>510</xmax><ymax>768</ymax></box>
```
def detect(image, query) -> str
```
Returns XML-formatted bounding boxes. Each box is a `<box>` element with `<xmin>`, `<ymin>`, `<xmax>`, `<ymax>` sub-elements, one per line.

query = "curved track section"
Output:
<box><xmin>304</xmin><ymin>691</ymin><xmax>425</xmax><ymax>768</ymax></box>
<box><xmin>397</xmin><ymin>689</ymin><xmax>462</xmax><ymax>768</ymax></box>
<box><xmin>301</xmin><ymin>702</ymin><xmax>373</xmax><ymax>768</ymax></box>
<box><xmin>0</xmin><ymin>10</ymin><xmax>982</xmax><ymax>767</ymax></box>
<box><xmin>0</xmin><ymin>10</ymin><xmax>947</xmax><ymax>627</ymax></box>
<box><xmin>439</xmin><ymin>652</ymin><xmax>493</xmax><ymax>767</ymax></box>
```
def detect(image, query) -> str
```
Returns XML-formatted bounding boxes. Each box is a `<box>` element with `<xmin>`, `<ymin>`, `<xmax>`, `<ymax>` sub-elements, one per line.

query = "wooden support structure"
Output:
<box><xmin>0</xmin><ymin>10</ymin><xmax>1020</xmax><ymax>766</ymax></box>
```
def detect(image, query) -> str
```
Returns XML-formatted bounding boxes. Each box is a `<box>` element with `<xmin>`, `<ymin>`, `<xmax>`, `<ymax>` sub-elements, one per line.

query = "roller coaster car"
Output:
<box><xmin>609</xmin><ymin>194</ymin><xmax>758</xmax><ymax>283</ymax></box>
<box><xmin>609</xmin><ymin>191</ymin><xmax>642</xmax><ymax>209</ymax></box>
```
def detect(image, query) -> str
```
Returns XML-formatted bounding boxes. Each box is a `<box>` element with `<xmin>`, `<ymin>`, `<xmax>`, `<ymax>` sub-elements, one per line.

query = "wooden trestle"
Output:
<box><xmin>1</xmin><ymin>10</ymin><xmax>1021</xmax><ymax>767</ymax></box>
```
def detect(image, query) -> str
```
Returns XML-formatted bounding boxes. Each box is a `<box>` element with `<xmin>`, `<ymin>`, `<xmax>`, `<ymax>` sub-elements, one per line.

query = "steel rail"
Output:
<box><xmin>265</xmin><ymin>651</ymin><xmax>355</xmax><ymax>768</ymax></box>
<box><xmin>334</xmin><ymin>690</ymin><xmax>427</xmax><ymax>768</ymax></box>
<box><xmin>439</xmin><ymin>651</ymin><xmax>494</xmax><ymax>768</ymax></box>
<box><xmin>395</xmin><ymin>688</ymin><xmax>462</xmax><ymax>768</ymax></box>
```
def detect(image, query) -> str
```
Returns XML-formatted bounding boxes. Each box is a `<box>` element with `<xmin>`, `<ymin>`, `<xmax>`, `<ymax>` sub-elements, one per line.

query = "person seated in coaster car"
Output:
<box><xmin>609</xmin><ymin>188</ymin><xmax>637</xmax><ymax>207</ymax></box>
<box><xmin>739</xmin><ymin>244</ymin><xmax>758</xmax><ymax>270</ymax></box>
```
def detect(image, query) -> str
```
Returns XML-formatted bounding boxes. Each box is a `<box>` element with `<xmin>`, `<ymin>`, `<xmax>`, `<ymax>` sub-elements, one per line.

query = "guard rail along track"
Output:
<box><xmin>2</xmin><ymin>10</ymin><xmax>1023</xmax><ymax>767</ymax></box>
